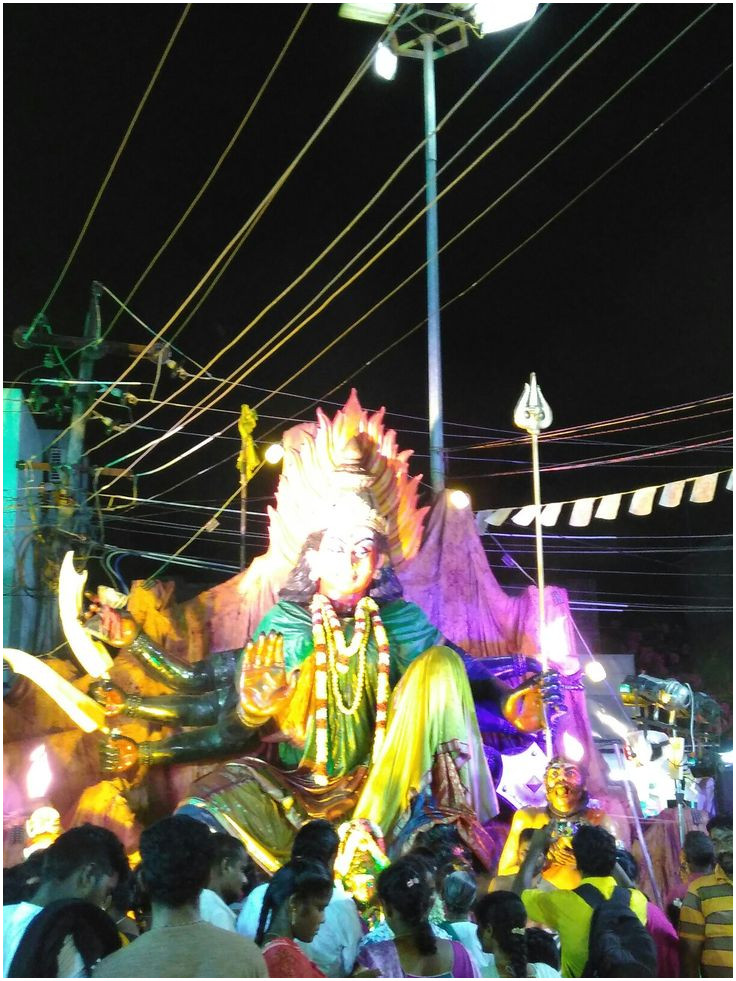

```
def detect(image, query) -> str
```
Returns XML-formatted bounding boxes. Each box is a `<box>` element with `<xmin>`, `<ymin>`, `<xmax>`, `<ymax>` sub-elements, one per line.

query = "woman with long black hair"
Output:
<box><xmin>357</xmin><ymin>856</ymin><xmax>478</xmax><ymax>977</ymax></box>
<box><xmin>255</xmin><ymin>859</ymin><xmax>333</xmax><ymax>978</ymax></box>
<box><xmin>474</xmin><ymin>892</ymin><xmax>559</xmax><ymax>978</ymax></box>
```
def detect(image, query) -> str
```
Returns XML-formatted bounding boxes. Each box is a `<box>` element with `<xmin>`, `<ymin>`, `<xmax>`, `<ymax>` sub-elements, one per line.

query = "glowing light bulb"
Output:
<box><xmin>584</xmin><ymin>660</ymin><xmax>607</xmax><ymax>683</ymax></box>
<box><xmin>562</xmin><ymin>730</ymin><xmax>585</xmax><ymax>763</ymax></box>
<box><xmin>264</xmin><ymin>443</ymin><xmax>284</xmax><ymax>465</ymax></box>
<box><xmin>374</xmin><ymin>42</ymin><xmax>397</xmax><ymax>81</ymax></box>
<box><xmin>449</xmin><ymin>490</ymin><xmax>470</xmax><ymax>509</ymax></box>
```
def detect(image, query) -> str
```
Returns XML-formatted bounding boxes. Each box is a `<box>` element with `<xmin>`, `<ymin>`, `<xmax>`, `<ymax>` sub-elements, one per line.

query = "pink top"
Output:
<box><xmin>646</xmin><ymin>901</ymin><xmax>680</xmax><ymax>977</ymax></box>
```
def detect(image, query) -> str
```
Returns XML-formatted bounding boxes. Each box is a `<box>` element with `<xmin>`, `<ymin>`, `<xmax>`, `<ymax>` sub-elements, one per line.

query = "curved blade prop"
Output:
<box><xmin>3</xmin><ymin>648</ymin><xmax>107</xmax><ymax>733</ymax></box>
<box><xmin>59</xmin><ymin>551</ymin><xmax>113</xmax><ymax>679</ymax></box>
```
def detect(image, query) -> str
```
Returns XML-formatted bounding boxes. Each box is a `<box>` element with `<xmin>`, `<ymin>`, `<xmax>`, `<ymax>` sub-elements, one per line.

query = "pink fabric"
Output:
<box><xmin>646</xmin><ymin>901</ymin><xmax>680</xmax><ymax>976</ymax></box>
<box><xmin>633</xmin><ymin>808</ymin><xmax>709</xmax><ymax>908</ymax></box>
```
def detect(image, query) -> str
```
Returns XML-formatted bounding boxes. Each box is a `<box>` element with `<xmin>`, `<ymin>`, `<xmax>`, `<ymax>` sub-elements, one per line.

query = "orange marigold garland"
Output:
<box><xmin>310</xmin><ymin>594</ymin><xmax>391</xmax><ymax>787</ymax></box>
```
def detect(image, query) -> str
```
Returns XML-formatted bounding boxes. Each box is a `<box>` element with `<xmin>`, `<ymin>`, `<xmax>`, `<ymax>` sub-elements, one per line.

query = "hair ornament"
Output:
<box><xmin>511</xmin><ymin>926</ymin><xmax>525</xmax><ymax>936</ymax></box>
<box><xmin>406</xmin><ymin>876</ymin><xmax>420</xmax><ymax>888</ymax></box>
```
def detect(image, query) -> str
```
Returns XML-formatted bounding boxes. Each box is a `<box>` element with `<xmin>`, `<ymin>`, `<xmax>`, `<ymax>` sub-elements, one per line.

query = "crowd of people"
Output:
<box><xmin>2</xmin><ymin>811</ymin><xmax>732</xmax><ymax>978</ymax></box>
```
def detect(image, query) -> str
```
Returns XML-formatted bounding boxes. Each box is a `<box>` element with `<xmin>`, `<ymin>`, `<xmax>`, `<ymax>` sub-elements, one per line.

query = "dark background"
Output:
<box><xmin>4</xmin><ymin>4</ymin><xmax>732</xmax><ymax>708</ymax></box>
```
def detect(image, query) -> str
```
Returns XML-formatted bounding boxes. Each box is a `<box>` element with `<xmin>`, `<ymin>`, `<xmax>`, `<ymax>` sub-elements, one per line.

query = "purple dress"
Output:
<box><xmin>358</xmin><ymin>939</ymin><xmax>479</xmax><ymax>978</ymax></box>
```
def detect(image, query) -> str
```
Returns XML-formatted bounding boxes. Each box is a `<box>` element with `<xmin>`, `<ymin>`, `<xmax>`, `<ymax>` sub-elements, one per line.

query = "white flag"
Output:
<box><xmin>484</xmin><ymin>508</ymin><xmax>513</xmax><ymax>528</ymax></box>
<box><xmin>512</xmin><ymin>505</ymin><xmax>538</xmax><ymax>526</ymax></box>
<box><xmin>659</xmin><ymin>480</ymin><xmax>686</xmax><ymax>508</ymax></box>
<box><xmin>690</xmin><ymin>473</ymin><xmax>719</xmax><ymax>503</ymax></box>
<box><xmin>629</xmin><ymin>485</ymin><xmax>657</xmax><ymax>516</ymax></box>
<box><xmin>727</xmin><ymin>472</ymin><xmax>733</xmax><ymax>492</ymax></box>
<box><xmin>570</xmin><ymin>498</ymin><xmax>595</xmax><ymax>527</ymax></box>
<box><xmin>541</xmin><ymin>502</ymin><xmax>563</xmax><ymax>527</ymax></box>
<box><xmin>595</xmin><ymin>494</ymin><xmax>622</xmax><ymax>520</ymax></box>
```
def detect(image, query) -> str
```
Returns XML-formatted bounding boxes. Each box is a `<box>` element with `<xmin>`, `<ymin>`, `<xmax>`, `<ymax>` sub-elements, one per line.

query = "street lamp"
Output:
<box><xmin>339</xmin><ymin>3</ymin><xmax>537</xmax><ymax>495</ymax></box>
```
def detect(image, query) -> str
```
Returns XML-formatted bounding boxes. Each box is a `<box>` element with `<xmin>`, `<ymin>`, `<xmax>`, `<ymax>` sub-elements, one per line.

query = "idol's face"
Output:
<box><xmin>307</xmin><ymin>526</ymin><xmax>382</xmax><ymax>606</ymax></box>
<box><xmin>545</xmin><ymin>760</ymin><xmax>584</xmax><ymax>815</ymax></box>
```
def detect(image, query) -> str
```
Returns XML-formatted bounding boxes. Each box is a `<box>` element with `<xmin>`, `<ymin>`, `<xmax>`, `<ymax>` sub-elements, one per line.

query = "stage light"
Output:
<box><xmin>449</xmin><ymin>489</ymin><xmax>470</xmax><ymax>509</ymax></box>
<box><xmin>584</xmin><ymin>660</ymin><xmax>607</xmax><ymax>683</ymax></box>
<box><xmin>264</xmin><ymin>443</ymin><xmax>284</xmax><ymax>465</ymax></box>
<box><xmin>470</xmin><ymin>1</ymin><xmax>538</xmax><ymax>35</ymax></box>
<box><xmin>374</xmin><ymin>42</ymin><xmax>398</xmax><ymax>80</ymax></box>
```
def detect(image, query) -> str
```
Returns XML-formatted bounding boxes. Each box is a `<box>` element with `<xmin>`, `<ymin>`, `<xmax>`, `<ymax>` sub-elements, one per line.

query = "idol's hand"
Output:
<box><xmin>237</xmin><ymin>632</ymin><xmax>298</xmax><ymax>729</ymax></box>
<box><xmin>502</xmin><ymin>670</ymin><xmax>566</xmax><ymax>732</ymax></box>
<box><xmin>547</xmin><ymin>835</ymin><xmax>577</xmax><ymax>868</ymax></box>
<box><xmin>89</xmin><ymin>679</ymin><xmax>129</xmax><ymax>718</ymax></box>
<box><xmin>540</xmin><ymin>670</ymin><xmax>567</xmax><ymax>725</ymax></box>
<box><xmin>83</xmin><ymin>593</ymin><xmax>138</xmax><ymax>648</ymax></box>
<box><xmin>100</xmin><ymin>732</ymin><xmax>140</xmax><ymax>774</ymax></box>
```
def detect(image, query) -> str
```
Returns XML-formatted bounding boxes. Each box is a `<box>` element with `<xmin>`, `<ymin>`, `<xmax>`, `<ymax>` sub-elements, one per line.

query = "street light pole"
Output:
<box><xmin>339</xmin><ymin>2</ymin><xmax>537</xmax><ymax>497</ymax></box>
<box><xmin>421</xmin><ymin>33</ymin><xmax>445</xmax><ymax>494</ymax></box>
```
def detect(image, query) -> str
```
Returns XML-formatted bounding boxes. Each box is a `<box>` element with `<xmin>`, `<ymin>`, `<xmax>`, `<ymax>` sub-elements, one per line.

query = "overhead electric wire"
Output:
<box><xmin>101</xmin><ymin>5</ymin><xmax>311</xmax><ymax>342</ymax></box>
<box><xmin>90</xmin><ymin>4</ymin><xmax>643</xmax><ymax>488</ymax></box>
<box><xmin>25</xmin><ymin>4</ymin><xmax>191</xmax><ymax>336</ymax></box>
<box><xmin>456</xmin><ymin>434</ymin><xmax>732</xmax><ymax>479</ymax></box>
<box><xmin>41</xmin><ymin>9</ymin><xmax>394</xmax><ymax>461</ymax></box>
<box><xmin>164</xmin><ymin>4</ymin><xmax>557</xmax><ymax>347</ymax></box>
<box><xmin>79</xmin><ymin>6</ymin><xmax>556</xmax><ymax>467</ymax></box>
<box><xmin>294</xmin><ymin>63</ymin><xmax>732</xmax><ymax>431</ymax></box>
<box><xmin>203</xmin><ymin>3</ymin><xmax>716</xmax><ymax>432</ymax></box>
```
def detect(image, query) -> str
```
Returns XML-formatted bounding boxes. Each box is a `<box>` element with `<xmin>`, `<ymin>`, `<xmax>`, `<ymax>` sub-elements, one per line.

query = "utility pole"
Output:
<box><xmin>61</xmin><ymin>282</ymin><xmax>102</xmax><ymax>539</ymax></box>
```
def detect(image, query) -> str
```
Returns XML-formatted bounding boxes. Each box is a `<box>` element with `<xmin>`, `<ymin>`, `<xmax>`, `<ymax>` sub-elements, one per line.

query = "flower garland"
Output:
<box><xmin>310</xmin><ymin>594</ymin><xmax>391</xmax><ymax>786</ymax></box>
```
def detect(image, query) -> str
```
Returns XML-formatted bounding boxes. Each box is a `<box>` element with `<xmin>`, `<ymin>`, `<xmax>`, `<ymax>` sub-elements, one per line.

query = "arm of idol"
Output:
<box><xmin>89</xmin><ymin>680</ymin><xmax>230</xmax><ymax>725</ymax></box>
<box><xmin>99</xmin><ymin>708</ymin><xmax>257</xmax><ymax>774</ymax></box>
<box><xmin>501</xmin><ymin>670</ymin><xmax>566</xmax><ymax>733</ymax></box>
<box><xmin>512</xmin><ymin>827</ymin><xmax>552</xmax><ymax>895</ymax></box>
<box><xmin>84</xmin><ymin>595</ymin><xmax>237</xmax><ymax>693</ymax></box>
<box><xmin>98</xmin><ymin>632</ymin><xmax>298</xmax><ymax>775</ymax></box>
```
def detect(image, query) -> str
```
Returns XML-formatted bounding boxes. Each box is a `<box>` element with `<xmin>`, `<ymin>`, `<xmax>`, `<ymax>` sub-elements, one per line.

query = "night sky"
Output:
<box><xmin>4</xmin><ymin>4</ymin><xmax>733</xmax><ymax>678</ymax></box>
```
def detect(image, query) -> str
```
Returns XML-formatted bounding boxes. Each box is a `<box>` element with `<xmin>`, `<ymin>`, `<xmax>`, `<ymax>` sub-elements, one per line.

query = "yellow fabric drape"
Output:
<box><xmin>236</xmin><ymin>405</ymin><xmax>259</xmax><ymax>481</ymax></box>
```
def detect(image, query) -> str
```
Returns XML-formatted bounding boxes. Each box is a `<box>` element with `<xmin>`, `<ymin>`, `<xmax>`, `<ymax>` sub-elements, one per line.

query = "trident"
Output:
<box><xmin>514</xmin><ymin>373</ymin><xmax>553</xmax><ymax>755</ymax></box>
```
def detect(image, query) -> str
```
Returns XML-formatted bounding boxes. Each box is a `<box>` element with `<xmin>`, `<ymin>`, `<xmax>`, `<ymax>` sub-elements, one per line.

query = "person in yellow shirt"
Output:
<box><xmin>512</xmin><ymin>825</ymin><xmax>649</xmax><ymax>978</ymax></box>
<box><xmin>679</xmin><ymin>816</ymin><xmax>733</xmax><ymax>977</ymax></box>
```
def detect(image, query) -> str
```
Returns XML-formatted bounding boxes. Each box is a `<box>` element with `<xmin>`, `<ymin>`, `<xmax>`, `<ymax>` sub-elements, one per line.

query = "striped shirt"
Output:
<box><xmin>679</xmin><ymin>865</ymin><xmax>733</xmax><ymax>977</ymax></box>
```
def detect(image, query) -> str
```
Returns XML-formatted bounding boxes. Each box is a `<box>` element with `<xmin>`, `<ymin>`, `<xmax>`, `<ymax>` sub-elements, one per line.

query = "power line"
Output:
<box><xmin>101</xmin><ymin>5</ymin><xmax>312</xmax><ymax>342</ymax></box>
<box><xmin>40</xmin><ymin>11</ymin><xmax>392</xmax><ymax>461</ymax></box>
<box><xmin>83</xmin><ymin>6</ymin><xmax>638</xmax><ymax>484</ymax></box>
<box><xmin>25</xmin><ymin>5</ymin><xmax>191</xmax><ymax>334</ymax></box>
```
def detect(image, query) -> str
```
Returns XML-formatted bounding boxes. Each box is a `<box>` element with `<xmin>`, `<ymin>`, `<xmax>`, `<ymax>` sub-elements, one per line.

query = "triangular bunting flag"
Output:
<box><xmin>659</xmin><ymin>480</ymin><xmax>686</xmax><ymax>508</ymax></box>
<box><xmin>484</xmin><ymin>508</ymin><xmax>513</xmax><ymax>528</ymax></box>
<box><xmin>541</xmin><ymin>502</ymin><xmax>563</xmax><ymax>526</ymax></box>
<box><xmin>595</xmin><ymin>494</ymin><xmax>622</xmax><ymax>520</ymax></box>
<box><xmin>629</xmin><ymin>485</ymin><xmax>657</xmax><ymax>516</ymax></box>
<box><xmin>690</xmin><ymin>472</ymin><xmax>719</xmax><ymax>503</ymax></box>
<box><xmin>727</xmin><ymin>472</ymin><xmax>733</xmax><ymax>492</ymax></box>
<box><xmin>570</xmin><ymin>498</ymin><xmax>595</xmax><ymax>527</ymax></box>
<box><xmin>511</xmin><ymin>505</ymin><xmax>537</xmax><ymax>526</ymax></box>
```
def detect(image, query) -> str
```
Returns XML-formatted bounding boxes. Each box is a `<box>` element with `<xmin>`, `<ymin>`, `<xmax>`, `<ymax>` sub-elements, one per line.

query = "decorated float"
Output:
<box><xmin>3</xmin><ymin>391</ymin><xmax>718</xmax><ymax>900</ymax></box>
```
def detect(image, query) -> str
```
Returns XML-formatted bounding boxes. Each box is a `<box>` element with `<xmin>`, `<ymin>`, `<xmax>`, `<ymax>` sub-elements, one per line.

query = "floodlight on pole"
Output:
<box><xmin>374</xmin><ymin>42</ymin><xmax>398</xmax><ymax>80</ymax></box>
<box><xmin>470</xmin><ymin>1</ymin><xmax>539</xmax><ymax>35</ymax></box>
<box><xmin>341</xmin><ymin>4</ymin><xmax>538</xmax><ymax>496</ymax></box>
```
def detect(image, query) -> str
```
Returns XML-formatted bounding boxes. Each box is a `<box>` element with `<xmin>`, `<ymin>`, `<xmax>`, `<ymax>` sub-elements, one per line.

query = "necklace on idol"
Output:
<box><xmin>310</xmin><ymin>593</ymin><xmax>391</xmax><ymax>786</ymax></box>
